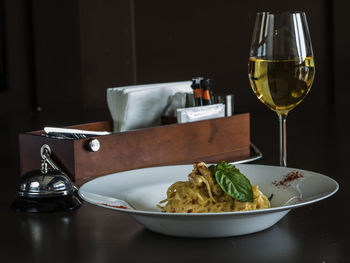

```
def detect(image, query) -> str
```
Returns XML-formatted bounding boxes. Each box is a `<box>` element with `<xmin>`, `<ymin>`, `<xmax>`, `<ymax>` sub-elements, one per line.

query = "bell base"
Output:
<box><xmin>11</xmin><ymin>194</ymin><xmax>81</xmax><ymax>213</ymax></box>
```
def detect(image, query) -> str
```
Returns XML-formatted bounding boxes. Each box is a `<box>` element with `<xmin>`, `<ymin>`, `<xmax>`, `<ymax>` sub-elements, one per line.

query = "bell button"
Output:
<box><xmin>87</xmin><ymin>139</ymin><xmax>100</xmax><ymax>152</ymax></box>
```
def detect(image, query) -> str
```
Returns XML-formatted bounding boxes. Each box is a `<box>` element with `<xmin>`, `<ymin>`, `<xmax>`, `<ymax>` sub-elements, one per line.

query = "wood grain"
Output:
<box><xmin>19</xmin><ymin>114</ymin><xmax>250</xmax><ymax>184</ymax></box>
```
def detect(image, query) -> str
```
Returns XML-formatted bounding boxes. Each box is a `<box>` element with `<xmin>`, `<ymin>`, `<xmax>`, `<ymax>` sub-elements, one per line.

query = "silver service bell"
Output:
<box><xmin>12</xmin><ymin>144</ymin><xmax>81</xmax><ymax>212</ymax></box>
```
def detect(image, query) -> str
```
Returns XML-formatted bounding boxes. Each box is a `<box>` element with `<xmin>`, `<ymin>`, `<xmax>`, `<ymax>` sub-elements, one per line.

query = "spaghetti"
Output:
<box><xmin>157</xmin><ymin>162</ymin><xmax>270</xmax><ymax>213</ymax></box>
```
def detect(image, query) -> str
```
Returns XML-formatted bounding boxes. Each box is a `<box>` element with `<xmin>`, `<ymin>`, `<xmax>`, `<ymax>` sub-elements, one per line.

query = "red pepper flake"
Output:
<box><xmin>273</xmin><ymin>170</ymin><xmax>304</xmax><ymax>187</ymax></box>
<box><xmin>100</xmin><ymin>203</ymin><xmax>129</xmax><ymax>209</ymax></box>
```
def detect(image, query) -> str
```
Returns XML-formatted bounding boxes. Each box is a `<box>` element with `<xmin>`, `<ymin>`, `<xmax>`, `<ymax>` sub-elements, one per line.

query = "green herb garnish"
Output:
<box><xmin>209</xmin><ymin>161</ymin><xmax>254</xmax><ymax>203</ymax></box>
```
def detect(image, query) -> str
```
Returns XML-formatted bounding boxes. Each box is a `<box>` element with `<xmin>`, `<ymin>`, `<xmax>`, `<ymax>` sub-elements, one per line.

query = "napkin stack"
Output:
<box><xmin>107</xmin><ymin>81</ymin><xmax>192</xmax><ymax>132</ymax></box>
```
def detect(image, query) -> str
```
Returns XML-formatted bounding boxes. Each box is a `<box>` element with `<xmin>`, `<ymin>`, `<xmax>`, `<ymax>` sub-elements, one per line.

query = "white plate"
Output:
<box><xmin>79</xmin><ymin>164</ymin><xmax>339</xmax><ymax>238</ymax></box>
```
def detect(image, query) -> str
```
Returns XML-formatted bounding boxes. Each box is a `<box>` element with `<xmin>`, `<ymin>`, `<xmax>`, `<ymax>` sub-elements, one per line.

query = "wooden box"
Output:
<box><xmin>19</xmin><ymin>113</ymin><xmax>251</xmax><ymax>185</ymax></box>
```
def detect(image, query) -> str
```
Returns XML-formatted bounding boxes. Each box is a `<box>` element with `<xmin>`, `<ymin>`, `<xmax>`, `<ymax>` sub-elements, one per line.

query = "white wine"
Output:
<box><xmin>248</xmin><ymin>57</ymin><xmax>315</xmax><ymax>115</ymax></box>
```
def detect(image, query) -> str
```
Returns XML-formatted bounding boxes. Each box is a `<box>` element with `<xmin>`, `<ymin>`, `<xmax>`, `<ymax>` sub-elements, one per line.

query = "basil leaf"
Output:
<box><xmin>211</xmin><ymin>161</ymin><xmax>254</xmax><ymax>202</ymax></box>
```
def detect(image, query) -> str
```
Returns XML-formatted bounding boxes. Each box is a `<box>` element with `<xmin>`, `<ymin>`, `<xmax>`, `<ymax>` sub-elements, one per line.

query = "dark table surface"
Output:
<box><xmin>0</xmin><ymin>105</ymin><xmax>349</xmax><ymax>263</ymax></box>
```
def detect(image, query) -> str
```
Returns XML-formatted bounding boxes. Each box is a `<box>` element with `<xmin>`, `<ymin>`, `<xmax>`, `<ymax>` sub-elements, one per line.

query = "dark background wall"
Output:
<box><xmin>0</xmin><ymin>0</ymin><xmax>346</xmax><ymax>114</ymax></box>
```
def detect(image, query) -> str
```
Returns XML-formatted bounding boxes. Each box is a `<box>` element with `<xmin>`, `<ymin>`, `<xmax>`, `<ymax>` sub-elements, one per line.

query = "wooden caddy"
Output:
<box><xmin>19</xmin><ymin>113</ymin><xmax>250</xmax><ymax>186</ymax></box>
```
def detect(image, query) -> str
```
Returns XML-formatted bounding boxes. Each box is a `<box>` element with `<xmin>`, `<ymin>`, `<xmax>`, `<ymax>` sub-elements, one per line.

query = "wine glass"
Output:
<box><xmin>248</xmin><ymin>11</ymin><xmax>315</xmax><ymax>167</ymax></box>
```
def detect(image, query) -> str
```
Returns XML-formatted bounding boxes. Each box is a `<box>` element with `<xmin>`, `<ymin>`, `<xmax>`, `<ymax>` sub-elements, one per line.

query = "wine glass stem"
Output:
<box><xmin>278</xmin><ymin>113</ymin><xmax>287</xmax><ymax>167</ymax></box>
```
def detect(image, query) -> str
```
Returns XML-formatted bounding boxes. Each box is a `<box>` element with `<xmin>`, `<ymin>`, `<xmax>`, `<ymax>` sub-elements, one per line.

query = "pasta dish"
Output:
<box><xmin>158</xmin><ymin>162</ymin><xmax>270</xmax><ymax>213</ymax></box>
